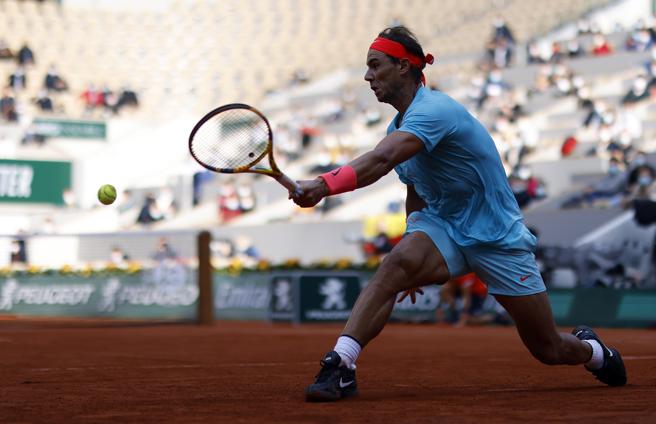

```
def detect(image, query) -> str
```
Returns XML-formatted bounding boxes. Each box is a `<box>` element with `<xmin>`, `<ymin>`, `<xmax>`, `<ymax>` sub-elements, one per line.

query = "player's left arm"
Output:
<box><xmin>292</xmin><ymin>131</ymin><xmax>424</xmax><ymax>207</ymax></box>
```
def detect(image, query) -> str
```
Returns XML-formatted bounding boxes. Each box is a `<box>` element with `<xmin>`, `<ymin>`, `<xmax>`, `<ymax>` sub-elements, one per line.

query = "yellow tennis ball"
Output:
<box><xmin>97</xmin><ymin>184</ymin><xmax>117</xmax><ymax>205</ymax></box>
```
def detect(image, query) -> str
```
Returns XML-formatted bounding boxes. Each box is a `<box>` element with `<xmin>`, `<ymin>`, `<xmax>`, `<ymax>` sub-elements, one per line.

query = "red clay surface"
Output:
<box><xmin>1</xmin><ymin>320</ymin><xmax>655</xmax><ymax>423</ymax></box>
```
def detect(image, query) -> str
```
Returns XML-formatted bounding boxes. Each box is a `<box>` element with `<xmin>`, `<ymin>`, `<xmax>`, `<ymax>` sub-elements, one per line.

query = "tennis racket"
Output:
<box><xmin>188</xmin><ymin>103</ymin><xmax>302</xmax><ymax>196</ymax></box>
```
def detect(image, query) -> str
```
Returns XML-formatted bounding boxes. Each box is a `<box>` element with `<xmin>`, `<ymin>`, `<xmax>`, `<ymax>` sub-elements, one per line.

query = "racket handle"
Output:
<box><xmin>276</xmin><ymin>173</ymin><xmax>303</xmax><ymax>197</ymax></box>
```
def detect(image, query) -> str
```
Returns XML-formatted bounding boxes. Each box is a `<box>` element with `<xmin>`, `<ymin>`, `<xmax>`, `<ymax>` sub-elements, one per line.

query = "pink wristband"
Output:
<box><xmin>319</xmin><ymin>166</ymin><xmax>358</xmax><ymax>195</ymax></box>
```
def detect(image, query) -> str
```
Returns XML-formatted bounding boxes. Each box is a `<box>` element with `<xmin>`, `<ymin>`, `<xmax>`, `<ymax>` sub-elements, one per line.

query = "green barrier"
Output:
<box><xmin>0</xmin><ymin>269</ymin><xmax>198</xmax><ymax>320</ymax></box>
<box><xmin>267</xmin><ymin>271</ymin><xmax>440</xmax><ymax>323</ymax></box>
<box><xmin>213</xmin><ymin>273</ymin><xmax>270</xmax><ymax>320</ymax></box>
<box><xmin>548</xmin><ymin>288</ymin><xmax>656</xmax><ymax>328</ymax></box>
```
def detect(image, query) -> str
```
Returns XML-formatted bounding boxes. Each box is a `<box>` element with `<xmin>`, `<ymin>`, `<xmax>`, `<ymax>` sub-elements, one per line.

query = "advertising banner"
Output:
<box><xmin>0</xmin><ymin>266</ymin><xmax>198</xmax><ymax>320</ymax></box>
<box><xmin>0</xmin><ymin>159</ymin><xmax>71</xmax><ymax>205</ymax></box>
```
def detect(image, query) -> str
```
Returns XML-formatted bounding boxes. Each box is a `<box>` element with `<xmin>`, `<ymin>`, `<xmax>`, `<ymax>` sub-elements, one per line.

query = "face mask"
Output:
<box><xmin>608</xmin><ymin>166</ymin><xmax>620</xmax><ymax>176</ymax></box>
<box><xmin>638</xmin><ymin>176</ymin><xmax>653</xmax><ymax>186</ymax></box>
<box><xmin>633</xmin><ymin>156</ymin><xmax>646</xmax><ymax>166</ymax></box>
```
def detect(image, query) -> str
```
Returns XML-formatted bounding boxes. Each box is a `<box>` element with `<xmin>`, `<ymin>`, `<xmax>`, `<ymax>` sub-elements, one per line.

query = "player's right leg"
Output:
<box><xmin>306</xmin><ymin>212</ymin><xmax>467</xmax><ymax>402</ymax></box>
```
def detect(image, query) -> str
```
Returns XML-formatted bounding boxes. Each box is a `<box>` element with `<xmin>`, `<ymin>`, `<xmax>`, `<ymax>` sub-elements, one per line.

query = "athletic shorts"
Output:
<box><xmin>405</xmin><ymin>211</ymin><xmax>546</xmax><ymax>297</ymax></box>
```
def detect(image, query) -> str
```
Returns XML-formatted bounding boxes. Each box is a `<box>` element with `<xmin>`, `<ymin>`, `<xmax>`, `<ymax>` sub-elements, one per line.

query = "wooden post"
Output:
<box><xmin>197</xmin><ymin>230</ymin><xmax>214</xmax><ymax>325</ymax></box>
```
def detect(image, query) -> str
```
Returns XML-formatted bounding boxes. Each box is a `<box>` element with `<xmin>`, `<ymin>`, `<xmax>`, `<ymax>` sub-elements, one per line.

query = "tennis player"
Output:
<box><xmin>292</xmin><ymin>26</ymin><xmax>627</xmax><ymax>402</ymax></box>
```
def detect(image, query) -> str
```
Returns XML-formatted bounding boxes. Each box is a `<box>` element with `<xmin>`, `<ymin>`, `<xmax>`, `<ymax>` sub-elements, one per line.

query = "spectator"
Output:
<box><xmin>9</xmin><ymin>234</ymin><xmax>28</xmax><ymax>264</ymax></box>
<box><xmin>622</xmin><ymin>74</ymin><xmax>651</xmax><ymax>104</ymax></box>
<box><xmin>152</xmin><ymin>237</ymin><xmax>178</xmax><ymax>262</ymax></box>
<box><xmin>237</xmin><ymin>183</ymin><xmax>256</xmax><ymax>213</ymax></box>
<box><xmin>628</xmin><ymin>152</ymin><xmax>656</xmax><ymax>188</ymax></box>
<box><xmin>33</xmin><ymin>89</ymin><xmax>54</xmax><ymax>112</ymax></box>
<box><xmin>81</xmin><ymin>83</ymin><xmax>104</xmax><ymax>114</ymax></box>
<box><xmin>591</xmin><ymin>34</ymin><xmax>612</xmax><ymax>56</ymax></box>
<box><xmin>8</xmin><ymin>67</ymin><xmax>27</xmax><ymax>91</ymax></box>
<box><xmin>16</xmin><ymin>43</ymin><xmax>34</xmax><ymax>66</ymax></box>
<box><xmin>136</xmin><ymin>193</ymin><xmax>163</xmax><ymax>225</ymax></box>
<box><xmin>0</xmin><ymin>39</ymin><xmax>13</xmax><ymax>60</ymax></box>
<box><xmin>567</xmin><ymin>39</ymin><xmax>585</xmax><ymax>58</ymax></box>
<box><xmin>218</xmin><ymin>183</ymin><xmax>242</xmax><ymax>222</ymax></box>
<box><xmin>110</xmin><ymin>246</ymin><xmax>129</xmax><ymax>266</ymax></box>
<box><xmin>44</xmin><ymin>64</ymin><xmax>68</xmax><ymax>92</ymax></box>
<box><xmin>492</xmin><ymin>17</ymin><xmax>515</xmax><ymax>45</ymax></box>
<box><xmin>234</xmin><ymin>235</ymin><xmax>261</xmax><ymax>260</ymax></box>
<box><xmin>114</xmin><ymin>85</ymin><xmax>139</xmax><ymax>113</ymax></box>
<box><xmin>561</xmin><ymin>158</ymin><xmax>628</xmax><ymax>208</ymax></box>
<box><xmin>437</xmin><ymin>273</ymin><xmax>489</xmax><ymax>326</ymax></box>
<box><xmin>0</xmin><ymin>88</ymin><xmax>18</xmax><ymax>122</ymax></box>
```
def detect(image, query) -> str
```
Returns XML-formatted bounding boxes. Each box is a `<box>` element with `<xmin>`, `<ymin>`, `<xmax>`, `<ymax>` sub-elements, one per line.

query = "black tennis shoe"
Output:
<box><xmin>572</xmin><ymin>325</ymin><xmax>627</xmax><ymax>386</ymax></box>
<box><xmin>305</xmin><ymin>351</ymin><xmax>358</xmax><ymax>402</ymax></box>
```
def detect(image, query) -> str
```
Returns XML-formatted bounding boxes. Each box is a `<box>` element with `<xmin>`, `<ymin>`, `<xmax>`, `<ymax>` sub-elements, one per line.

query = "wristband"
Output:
<box><xmin>319</xmin><ymin>165</ymin><xmax>358</xmax><ymax>195</ymax></box>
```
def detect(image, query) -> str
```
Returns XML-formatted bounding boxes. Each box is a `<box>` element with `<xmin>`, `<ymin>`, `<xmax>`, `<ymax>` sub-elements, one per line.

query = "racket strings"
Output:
<box><xmin>190</xmin><ymin>109</ymin><xmax>270</xmax><ymax>170</ymax></box>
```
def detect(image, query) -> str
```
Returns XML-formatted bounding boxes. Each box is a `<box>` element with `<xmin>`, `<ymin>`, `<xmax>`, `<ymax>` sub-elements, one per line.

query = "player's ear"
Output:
<box><xmin>397</xmin><ymin>58</ymin><xmax>412</xmax><ymax>77</ymax></box>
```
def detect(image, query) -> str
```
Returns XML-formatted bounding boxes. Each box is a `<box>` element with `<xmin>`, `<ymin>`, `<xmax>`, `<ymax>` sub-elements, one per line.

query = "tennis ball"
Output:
<box><xmin>97</xmin><ymin>184</ymin><xmax>117</xmax><ymax>205</ymax></box>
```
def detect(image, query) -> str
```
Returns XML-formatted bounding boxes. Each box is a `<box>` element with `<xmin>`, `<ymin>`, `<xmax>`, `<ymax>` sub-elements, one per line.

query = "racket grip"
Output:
<box><xmin>276</xmin><ymin>173</ymin><xmax>303</xmax><ymax>197</ymax></box>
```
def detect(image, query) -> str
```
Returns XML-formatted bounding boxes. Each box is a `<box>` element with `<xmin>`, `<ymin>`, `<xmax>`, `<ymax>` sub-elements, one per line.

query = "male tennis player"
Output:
<box><xmin>292</xmin><ymin>26</ymin><xmax>626</xmax><ymax>402</ymax></box>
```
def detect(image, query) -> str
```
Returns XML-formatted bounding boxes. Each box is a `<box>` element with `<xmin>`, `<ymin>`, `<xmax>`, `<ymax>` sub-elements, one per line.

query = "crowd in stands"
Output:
<box><xmin>0</xmin><ymin>40</ymin><xmax>140</xmax><ymax>125</ymax></box>
<box><xmin>136</xmin><ymin>189</ymin><xmax>178</xmax><ymax>226</ymax></box>
<box><xmin>217</xmin><ymin>182</ymin><xmax>256</xmax><ymax>223</ymax></box>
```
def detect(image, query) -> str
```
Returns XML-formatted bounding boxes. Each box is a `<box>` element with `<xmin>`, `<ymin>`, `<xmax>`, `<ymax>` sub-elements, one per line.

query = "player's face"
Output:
<box><xmin>365</xmin><ymin>49</ymin><xmax>401</xmax><ymax>103</ymax></box>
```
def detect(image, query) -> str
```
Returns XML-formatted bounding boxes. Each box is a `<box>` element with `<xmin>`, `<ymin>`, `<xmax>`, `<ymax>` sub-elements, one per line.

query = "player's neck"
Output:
<box><xmin>390</xmin><ymin>82</ymin><xmax>421</xmax><ymax>120</ymax></box>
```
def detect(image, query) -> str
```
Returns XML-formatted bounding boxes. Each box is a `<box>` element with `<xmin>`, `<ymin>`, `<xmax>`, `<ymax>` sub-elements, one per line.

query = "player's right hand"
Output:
<box><xmin>290</xmin><ymin>178</ymin><xmax>329</xmax><ymax>208</ymax></box>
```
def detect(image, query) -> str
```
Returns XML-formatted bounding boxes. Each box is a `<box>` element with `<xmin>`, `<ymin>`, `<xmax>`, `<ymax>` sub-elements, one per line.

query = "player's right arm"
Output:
<box><xmin>292</xmin><ymin>130</ymin><xmax>424</xmax><ymax>208</ymax></box>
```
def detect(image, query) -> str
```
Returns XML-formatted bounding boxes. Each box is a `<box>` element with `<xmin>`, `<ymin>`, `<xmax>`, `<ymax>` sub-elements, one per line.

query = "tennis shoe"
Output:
<box><xmin>572</xmin><ymin>325</ymin><xmax>627</xmax><ymax>386</ymax></box>
<box><xmin>305</xmin><ymin>351</ymin><xmax>358</xmax><ymax>402</ymax></box>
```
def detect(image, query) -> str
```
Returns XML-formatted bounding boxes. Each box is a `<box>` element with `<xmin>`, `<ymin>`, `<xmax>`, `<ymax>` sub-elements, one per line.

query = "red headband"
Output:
<box><xmin>369</xmin><ymin>37</ymin><xmax>434</xmax><ymax>85</ymax></box>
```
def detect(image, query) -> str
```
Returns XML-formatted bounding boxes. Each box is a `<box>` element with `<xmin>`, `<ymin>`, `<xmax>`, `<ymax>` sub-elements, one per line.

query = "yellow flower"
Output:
<box><xmin>256</xmin><ymin>259</ymin><xmax>270</xmax><ymax>271</ymax></box>
<box><xmin>27</xmin><ymin>265</ymin><xmax>42</xmax><ymax>274</ymax></box>
<box><xmin>335</xmin><ymin>258</ymin><xmax>353</xmax><ymax>270</ymax></box>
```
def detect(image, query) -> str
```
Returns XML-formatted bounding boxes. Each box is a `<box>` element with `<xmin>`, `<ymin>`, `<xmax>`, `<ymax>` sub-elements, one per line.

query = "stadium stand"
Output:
<box><xmin>2</xmin><ymin>0</ymin><xmax>656</xmax><ymax>291</ymax></box>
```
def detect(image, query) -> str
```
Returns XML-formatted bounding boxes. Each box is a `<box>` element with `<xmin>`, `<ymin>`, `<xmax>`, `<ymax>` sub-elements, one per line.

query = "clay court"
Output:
<box><xmin>1</xmin><ymin>320</ymin><xmax>654</xmax><ymax>423</ymax></box>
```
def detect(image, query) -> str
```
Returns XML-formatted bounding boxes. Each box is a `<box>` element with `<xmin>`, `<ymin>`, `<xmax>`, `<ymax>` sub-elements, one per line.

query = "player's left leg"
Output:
<box><xmin>495</xmin><ymin>293</ymin><xmax>627</xmax><ymax>386</ymax></box>
<box><xmin>466</xmin><ymin>228</ymin><xmax>626</xmax><ymax>387</ymax></box>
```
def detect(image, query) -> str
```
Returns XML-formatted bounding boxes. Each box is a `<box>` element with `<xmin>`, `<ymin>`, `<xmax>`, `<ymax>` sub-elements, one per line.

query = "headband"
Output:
<box><xmin>369</xmin><ymin>37</ymin><xmax>434</xmax><ymax>85</ymax></box>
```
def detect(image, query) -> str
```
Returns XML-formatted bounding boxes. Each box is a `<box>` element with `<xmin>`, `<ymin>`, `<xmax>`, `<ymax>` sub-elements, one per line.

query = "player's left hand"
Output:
<box><xmin>397</xmin><ymin>287</ymin><xmax>424</xmax><ymax>304</ymax></box>
<box><xmin>290</xmin><ymin>178</ymin><xmax>329</xmax><ymax>208</ymax></box>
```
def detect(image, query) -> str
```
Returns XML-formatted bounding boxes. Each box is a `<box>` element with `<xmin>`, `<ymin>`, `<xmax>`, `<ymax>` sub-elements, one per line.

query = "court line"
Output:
<box><xmin>29</xmin><ymin>362</ymin><xmax>317</xmax><ymax>372</ymax></box>
<box><xmin>622</xmin><ymin>355</ymin><xmax>656</xmax><ymax>360</ymax></box>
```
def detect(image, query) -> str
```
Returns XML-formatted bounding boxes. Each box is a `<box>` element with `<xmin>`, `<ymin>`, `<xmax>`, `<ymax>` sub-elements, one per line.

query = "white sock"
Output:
<box><xmin>582</xmin><ymin>339</ymin><xmax>604</xmax><ymax>370</ymax></box>
<box><xmin>334</xmin><ymin>335</ymin><xmax>361</xmax><ymax>369</ymax></box>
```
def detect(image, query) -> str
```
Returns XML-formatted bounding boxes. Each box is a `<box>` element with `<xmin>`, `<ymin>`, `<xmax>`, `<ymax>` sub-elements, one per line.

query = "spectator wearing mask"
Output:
<box><xmin>622</xmin><ymin>74</ymin><xmax>651</xmax><ymax>104</ymax></box>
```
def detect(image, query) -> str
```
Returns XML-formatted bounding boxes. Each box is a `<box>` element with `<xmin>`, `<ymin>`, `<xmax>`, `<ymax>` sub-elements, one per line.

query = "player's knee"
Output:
<box><xmin>382</xmin><ymin>249</ymin><xmax>422</xmax><ymax>278</ymax></box>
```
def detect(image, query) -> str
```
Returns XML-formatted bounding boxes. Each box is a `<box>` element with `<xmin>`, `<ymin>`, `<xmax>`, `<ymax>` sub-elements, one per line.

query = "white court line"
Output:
<box><xmin>29</xmin><ymin>362</ymin><xmax>317</xmax><ymax>372</ymax></box>
<box><xmin>622</xmin><ymin>355</ymin><xmax>656</xmax><ymax>360</ymax></box>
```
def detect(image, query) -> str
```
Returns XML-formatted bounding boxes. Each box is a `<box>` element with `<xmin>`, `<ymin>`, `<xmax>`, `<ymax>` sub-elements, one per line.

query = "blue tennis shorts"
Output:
<box><xmin>405</xmin><ymin>211</ymin><xmax>546</xmax><ymax>297</ymax></box>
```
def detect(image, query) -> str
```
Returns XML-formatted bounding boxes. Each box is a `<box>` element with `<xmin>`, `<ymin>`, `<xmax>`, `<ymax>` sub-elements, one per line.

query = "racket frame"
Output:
<box><xmin>189</xmin><ymin>103</ymin><xmax>300</xmax><ymax>194</ymax></box>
